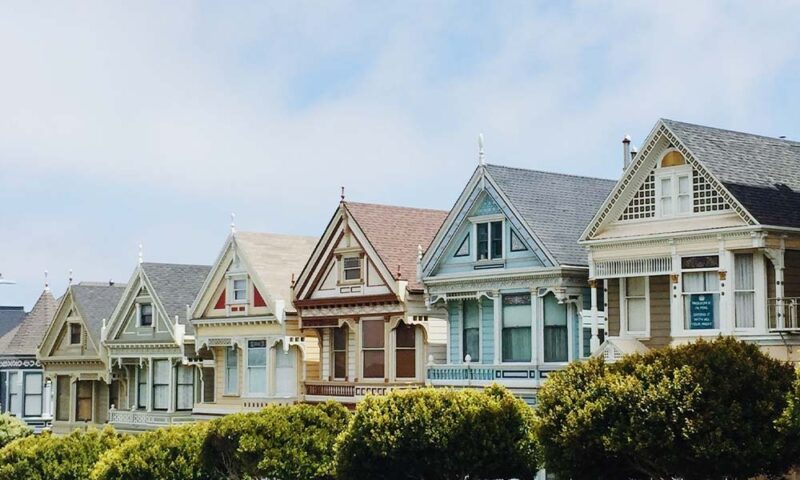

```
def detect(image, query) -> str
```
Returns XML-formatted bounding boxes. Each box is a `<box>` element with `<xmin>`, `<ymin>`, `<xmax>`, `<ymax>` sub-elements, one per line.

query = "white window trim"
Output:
<box><xmin>68</xmin><ymin>322</ymin><xmax>82</xmax><ymax>345</ymax></box>
<box><xmin>620</xmin><ymin>276</ymin><xmax>651</xmax><ymax>338</ymax></box>
<box><xmin>499</xmin><ymin>292</ymin><xmax>535</xmax><ymax>365</ymax></box>
<box><xmin>469</xmin><ymin>214</ymin><xmax>505</xmax><ymax>262</ymax></box>
<box><xmin>330</xmin><ymin>327</ymin><xmax>348</xmax><ymax>381</ymax></box>
<box><xmin>676</xmin><ymin>255</ymin><xmax>722</xmax><ymax>336</ymax></box>
<box><xmin>391</xmin><ymin>323</ymin><xmax>419</xmax><ymax>381</ymax></box>
<box><xmin>339</xmin><ymin>254</ymin><xmax>363</xmax><ymax>284</ymax></box>
<box><xmin>243</xmin><ymin>338</ymin><xmax>268</xmax><ymax>398</ymax></box>
<box><xmin>228</xmin><ymin>275</ymin><xmax>248</xmax><ymax>305</ymax></box>
<box><xmin>733</xmin><ymin>252</ymin><xmax>758</xmax><ymax>332</ymax></box>
<box><xmin>360</xmin><ymin>318</ymin><xmax>386</xmax><ymax>380</ymax></box>
<box><xmin>223</xmin><ymin>346</ymin><xmax>239</xmax><ymax>396</ymax></box>
<box><xmin>538</xmin><ymin>296</ymin><xmax>573</xmax><ymax>366</ymax></box>
<box><xmin>137</xmin><ymin>303</ymin><xmax>155</xmax><ymax>328</ymax></box>
<box><xmin>654</xmin><ymin>165</ymin><xmax>692</xmax><ymax>219</ymax></box>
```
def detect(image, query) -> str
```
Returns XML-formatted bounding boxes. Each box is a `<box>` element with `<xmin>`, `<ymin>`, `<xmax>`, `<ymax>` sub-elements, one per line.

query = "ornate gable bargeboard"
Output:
<box><xmin>425</xmin><ymin>271</ymin><xmax>586</xmax><ymax>297</ymax></box>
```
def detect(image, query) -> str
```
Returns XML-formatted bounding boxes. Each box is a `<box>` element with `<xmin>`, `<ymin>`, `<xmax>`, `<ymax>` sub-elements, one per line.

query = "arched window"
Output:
<box><xmin>660</xmin><ymin>150</ymin><xmax>686</xmax><ymax>168</ymax></box>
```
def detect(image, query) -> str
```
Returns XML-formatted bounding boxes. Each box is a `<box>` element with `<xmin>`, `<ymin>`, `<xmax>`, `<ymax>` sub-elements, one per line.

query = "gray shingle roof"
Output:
<box><xmin>0</xmin><ymin>290</ymin><xmax>58</xmax><ymax>356</ymax></box>
<box><xmin>71</xmin><ymin>283</ymin><xmax>126</xmax><ymax>346</ymax></box>
<box><xmin>485</xmin><ymin>164</ymin><xmax>616</xmax><ymax>266</ymax></box>
<box><xmin>0</xmin><ymin>306</ymin><xmax>26</xmax><ymax>340</ymax></box>
<box><xmin>663</xmin><ymin>119</ymin><xmax>800</xmax><ymax>228</ymax></box>
<box><xmin>141</xmin><ymin>263</ymin><xmax>211</xmax><ymax>334</ymax></box>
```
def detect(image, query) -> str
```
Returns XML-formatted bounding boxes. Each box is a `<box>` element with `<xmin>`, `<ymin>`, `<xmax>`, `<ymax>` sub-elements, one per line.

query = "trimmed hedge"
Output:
<box><xmin>0</xmin><ymin>414</ymin><xmax>31</xmax><ymax>450</ymax></box>
<box><xmin>335</xmin><ymin>385</ymin><xmax>540</xmax><ymax>480</ymax></box>
<box><xmin>0</xmin><ymin>427</ymin><xmax>122</xmax><ymax>480</ymax></box>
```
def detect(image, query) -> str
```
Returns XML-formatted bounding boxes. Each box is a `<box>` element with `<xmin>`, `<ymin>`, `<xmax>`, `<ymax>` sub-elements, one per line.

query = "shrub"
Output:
<box><xmin>0</xmin><ymin>426</ymin><xmax>121</xmax><ymax>480</ymax></box>
<box><xmin>202</xmin><ymin>401</ymin><xmax>351</xmax><ymax>480</ymax></box>
<box><xmin>0</xmin><ymin>414</ymin><xmax>31</xmax><ymax>449</ymax></box>
<box><xmin>91</xmin><ymin>422</ymin><xmax>210</xmax><ymax>480</ymax></box>
<box><xmin>536</xmin><ymin>337</ymin><xmax>796</xmax><ymax>479</ymax></box>
<box><xmin>335</xmin><ymin>385</ymin><xmax>540</xmax><ymax>480</ymax></box>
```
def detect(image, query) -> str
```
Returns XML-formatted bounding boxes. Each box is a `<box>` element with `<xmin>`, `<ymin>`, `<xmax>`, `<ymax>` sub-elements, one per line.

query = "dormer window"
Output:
<box><xmin>69</xmin><ymin>323</ymin><xmax>81</xmax><ymax>345</ymax></box>
<box><xmin>476</xmin><ymin>221</ymin><xmax>503</xmax><ymax>260</ymax></box>
<box><xmin>231</xmin><ymin>278</ymin><xmax>247</xmax><ymax>303</ymax></box>
<box><xmin>139</xmin><ymin>304</ymin><xmax>153</xmax><ymax>327</ymax></box>
<box><xmin>342</xmin><ymin>256</ymin><xmax>361</xmax><ymax>281</ymax></box>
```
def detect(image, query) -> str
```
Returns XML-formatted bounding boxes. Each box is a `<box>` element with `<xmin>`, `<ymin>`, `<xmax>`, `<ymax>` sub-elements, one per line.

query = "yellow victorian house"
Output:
<box><xmin>190</xmin><ymin>231</ymin><xmax>318</xmax><ymax>417</ymax></box>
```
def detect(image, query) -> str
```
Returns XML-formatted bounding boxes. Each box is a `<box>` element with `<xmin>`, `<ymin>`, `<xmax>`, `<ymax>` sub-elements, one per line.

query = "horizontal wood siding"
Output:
<box><xmin>642</xmin><ymin>275</ymin><xmax>671</xmax><ymax>349</ymax></box>
<box><xmin>481</xmin><ymin>298</ymin><xmax>494</xmax><ymax>364</ymax></box>
<box><xmin>607</xmin><ymin>278</ymin><xmax>620</xmax><ymax>336</ymax></box>
<box><xmin>448</xmin><ymin>303</ymin><xmax>460</xmax><ymax>364</ymax></box>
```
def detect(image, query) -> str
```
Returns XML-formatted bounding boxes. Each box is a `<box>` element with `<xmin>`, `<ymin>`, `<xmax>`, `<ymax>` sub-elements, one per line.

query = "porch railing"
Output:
<box><xmin>108</xmin><ymin>408</ymin><xmax>194</xmax><ymax>428</ymax></box>
<box><xmin>768</xmin><ymin>297</ymin><xmax>800</xmax><ymax>332</ymax></box>
<box><xmin>427</xmin><ymin>363</ymin><xmax>552</xmax><ymax>386</ymax></box>
<box><xmin>304</xmin><ymin>381</ymin><xmax>420</xmax><ymax>400</ymax></box>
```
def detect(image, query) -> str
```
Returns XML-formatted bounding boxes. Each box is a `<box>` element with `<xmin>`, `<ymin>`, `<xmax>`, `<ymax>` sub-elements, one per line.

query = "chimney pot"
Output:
<box><xmin>622</xmin><ymin>135</ymin><xmax>632</xmax><ymax>169</ymax></box>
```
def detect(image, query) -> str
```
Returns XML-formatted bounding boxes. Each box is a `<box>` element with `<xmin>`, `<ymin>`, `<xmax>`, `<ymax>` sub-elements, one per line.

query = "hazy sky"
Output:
<box><xmin>2</xmin><ymin>1</ymin><xmax>800</xmax><ymax>308</ymax></box>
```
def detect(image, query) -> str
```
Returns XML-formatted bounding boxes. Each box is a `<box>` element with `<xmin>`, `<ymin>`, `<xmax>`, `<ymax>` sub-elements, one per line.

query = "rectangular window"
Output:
<box><xmin>109</xmin><ymin>380</ymin><xmax>119</xmax><ymax>411</ymax></box>
<box><xmin>502</xmin><ymin>293</ymin><xmax>532</xmax><ymax>362</ymax></box>
<box><xmin>139</xmin><ymin>304</ymin><xmax>153</xmax><ymax>327</ymax></box>
<box><xmin>233</xmin><ymin>279</ymin><xmax>247</xmax><ymax>302</ymax></box>
<box><xmin>247</xmin><ymin>340</ymin><xmax>267</xmax><ymax>395</ymax></box>
<box><xmin>735</xmin><ymin>253</ymin><xmax>755</xmax><ymax>329</ymax></box>
<box><xmin>682</xmin><ymin>258</ymin><xmax>720</xmax><ymax>330</ymax></box>
<box><xmin>152</xmin><ymin>360</ymin><xmax>170</xmax><ymax>410</ymax></box>
<box><xmin>659</xmin><ymin>177</ymin><xmax>673</xmax><ymax>216</ymax></box>
<box><xmin>333</xmin><ymin>327</ymin><xmax>348</xmax><ymax>380</ymax></box>
<box><xmin>543</xmin><ymin>294</ymin><xmax>568</xmax><ymax>363</ymax></box>
<box><xmin>7</xmin><ymin>372</ymin><xmax>19</xmax><ymax>415</ymax></box>
<box><xmin>176</xmin><ymin>365</ymin><xmax>194</xmax><ymax>410</ymax></box>
<box><xmin>362</xmin><ymin>320</ymin><xmax>385</xmax><ymax>378</ymax></box>
<box><xmin>343</xmin><ymin>256</ymin><xmax>361</xmax><ymax>281</ymax></box>
<box><xmin>677</xmin><ymin>174</ymin><xmax>692</xmax><ymax>213</ymax></box>
<box><xmin>476</xmin><ymin>221</ymin><xmax>503</xmax><ymax>261</ymax></box>
<box><xmin>23</xmin><ymin>373</ymin><xmax>43</xmax><ymax>417</ymax></box>
<box><xmin>224</xmin><ymin>347</ymin><xmax>238</xmax><ymax>395</ymax></box>
<box><xmin>70</xmin><ymin>323</ymin><xmax>81</xmax><ymax>345</ymax></box>
<box><xmin>658</xmin><ymin>173</ymin><xmax>692</xmax><ymax>217</ymax></box>
<box><xmin>137</xmin><ymin>364</ymin><xmax>148</xmax><ymax>409</ymax></box>
<box><xmin>75</xmin><ymin>381</ymin><xmax>93</xmax><ymax>422</ymax></box>
<box><xmin>624</xmin><ymin>277</ymin><xmax>648</xmax><ymax>334</ymax></box>
<box><xmin>490</xmin><ymin>221</ymin><xmax>503</xmax><ymax>259</ymax></box>
<box><xmin>56</xmin><ymin>376</ymin><xmax>70</xmax><ymax>421</ymax></box>
<box><xmin>462</xmin><ymin>301</ymin><xmax>480</xmax><ymax>362</ymax></box>
<box><xmin>395</xmin><ymin>323</ymin><xmax>416</xmax><ymax>378</ymax></box>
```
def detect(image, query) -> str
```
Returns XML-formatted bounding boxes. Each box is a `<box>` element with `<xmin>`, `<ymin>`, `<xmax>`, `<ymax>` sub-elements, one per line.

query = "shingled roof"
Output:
<box><xmin>0</xmin><ymin>306</ymin><xmax>26</xmax><ymax>340</ymax></box>
<box><xmin>71</xmin><ymin>283</ymin><xmax>126</xmax><ymax>347</ymax></box>
<box><xmin>140</xmin><ymin>263</ymin><xmax>211</xmax><ymax>334</ymax></box>
<box><xmin>0</xmin><ymin>289</ymin><xmax>58</xmax><ymax>356</ymax></box>
<box><xmin>484</xmin><ymin>164</ymin><xmax>616</xmax><ymax>266</ymax></box>
<box><xmin>345</xmin><ymin>202</ymin><xmax>448</xmax><ymax>290</ymax></box>
<box><xmin>663</xmin><ymin>119</ymin><xmax>800</xmax><ymax>228</ymax></box>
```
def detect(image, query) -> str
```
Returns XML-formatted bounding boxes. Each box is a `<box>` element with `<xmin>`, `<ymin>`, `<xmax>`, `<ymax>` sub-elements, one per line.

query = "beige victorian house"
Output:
<box><xmin>37</xmin><ymin>282</ymin><xmax>125</xmax><ymax>433</ymax></box>
<box><xmin>190</xmin><ymin>231</ymin><xmax>318</xmax><ymax>417</ymax></box>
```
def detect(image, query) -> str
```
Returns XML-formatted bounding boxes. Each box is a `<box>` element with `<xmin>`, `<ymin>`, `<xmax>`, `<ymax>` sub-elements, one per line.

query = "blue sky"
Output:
<box><xmin>2</xmin><ymin>1</ymin><xmax>800</xmax><ymax>308</ymax></box>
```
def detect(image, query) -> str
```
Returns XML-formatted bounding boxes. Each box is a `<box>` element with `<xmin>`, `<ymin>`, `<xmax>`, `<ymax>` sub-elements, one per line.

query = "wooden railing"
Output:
<box><xmin>108</xmin><ymin>408</ymin><xmax>194</xmax><ymax>427</ymax></box>
<box><xmin>304</xmin><ymin>381</ymin><xmax>420</xmax><ymax>399</ymax></box>
<box><xmin>768</xmin><ymin>297</ymin><xmax>800</xmax><ymax>332</ymax></box>
<box><xmin>427</xmin><ymin>363</ymin><xmax>551</xmax><ymax>386</ymax></box>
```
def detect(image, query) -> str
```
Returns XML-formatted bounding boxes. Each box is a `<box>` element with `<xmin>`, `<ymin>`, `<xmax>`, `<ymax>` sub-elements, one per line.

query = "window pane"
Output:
<box><xmin>463</xmin><ymin>328</ymin><xmax>479</xmax><ymax>362</ymax></box>
<box><xmin>395</xmin><ymin>324</ymin><xmax>415</xmax><ymax>348</ymax></box>
<box><xmin>735</xmin><ymin>292</ymin><xmax>755</xmax><ymax>328</ymax></box>
<box><xmin>70</xmin><ymin>324</ymin><xmax>81</xmax><ymax>344</ymax></box>
<box><xmin>490</xmin><ymin>221</ymin><xmax>503</xmax><ymax>259</ymax></box>
<box><xmin>463</xmin><ymin>300</ymin><xmax>480</xmax><ymax>328</ymax></box>
<box><xmin>334</xmin><ymin>352</ymin><xmax>347</xmax><ymax>379</ymax></box>
<box><xmin>153</xmin><ymin>360</ymin><xmax>170</xmax><ymax>383</ymax></box>
<box><xmin>56</xmin><ymin>376</ymin><xmax>70</xmax><ymax>421</ymax></box>
<box><xmin>477</xmin><ymin>223</ymin><xmax>488</xmax><ymax>260</ymax></box>
<box><xmin>627</xmin><ymin>298</ymin><xmax>646</xmax><ymax>332</ymax></box>
<box><xmin>735</xmin><ymin>254</ymin><xmax>754</xmax><ymax>290</ymax></box>
<box><xmin>76</xmin><ymin>381</ymin><xmax>93</xmax><ymax>421</ymax></box>
<box><xmin>543</xmin><ymin>295</ymin><xmax>567</xmax><ymax>326</ymax></box>
<box><xmin>678</xmin><ymin>175</ymin><xmax>690</xmax><ymax>194</ymax></box>
<box><xmin>543</xmin><ymin>294</ymin><xmax>568</xmax><ymax>362</ymax></box>
<box><xmin>395</xmin><ymin>349</ymin><xmax>416</xmax><ymax>378</ymax></box>
<box><xmin>153</xmin><ymin>385</ymin><xmax>169</xmax><ymax>410</ymax></box>
<box><xmin>25</xmin><ymin>373</ymin><xmax>42</xmax><ymax>394</ymax></box>
<box><xmin>626</xmin><ymin>277</ymin><xmax>646</xmax><ymax>297</ymax></box>
<box><xmin>141</xmin><ymin>304</ymin><xmax>153</xmax><ymax>325</ymax></box>
<box><xmin>363</xmin><ymin>350</ymin><xmax>384</xmax><ymax>378</ymax></box>
<box><xmin>362</xmin><ymin>320</ymin><xmax>384</xmax><ymax>348</ymax></box>
<box><xmin>660</xmin><ymin>177</ymin><xmax>672</xmax><ymax>193</ymax></box>
<box><xmin>275</xmin><ymin>350</ymin><xmax>293</xmax><ymax>368</ymax></box>
<box><xmin>247</xmin><ymin>367</ymin><xmax>266</xmax><ymax>395</ymax></box>
<box><xmin>502</xmin><ymin>327</ymin><xmax>531</xmax><ymax>362</ymax></box>
<box><xmin>681</xmin><ymin>255</ymin><xmax>719</xmax><ymax>269</ymax></box>
<box><xmin>248</xmin><ymin>341</ymin><xmax>267</xmax><ymax>366</ymax></box>
<box><xmin>503</xmin><ymin>294</ymin><xmax>531</xmax><ymax>327</ymax></box>
<box><xmin>682</xmin><ymin>272</ymin><xmax>706</xmax><ymax>293</ymax></box>
<box><xmin>333</xmin><ymin>327</ymin><xmax>347</xmax><ymax>350</ymax></box>
<box><xmin>177</xmin><ymin>385</ymin><xmax>194</xmax><ymax>410</ymax></box>
<box><xmin>138</xmin><ymin>365</ymin><xmax>148</xmax><ymax>408</ymax></box>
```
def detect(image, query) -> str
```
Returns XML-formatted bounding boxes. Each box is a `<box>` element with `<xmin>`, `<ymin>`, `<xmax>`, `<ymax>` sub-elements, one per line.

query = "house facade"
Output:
<box><xmin>103</xmin><ymin>262</ymin><xmax>210</xmax><ymax>432</ymax></box>
<box><xmin>0</xmin><ymin>289</ymin><xmax>58</xmax><ymax>430</ymax></box>
<box><xmin>581</xmin><ymin>119</ymin><xmax>800</xmax><ymax>363</ymax></box>
<box><xmin>190</xmin><ymin>232</ymin><xmax>318</xmax><ymax>417</ymax></box>
<box><xmin>294</xmin><ymin>201</ymin><xmax>448</xmax><ymax>405</ymax></box>
<box><xmin>421</xmin><ymin>163</ymin><xmax>616</xmax><ymax>403</ymax></box>
<box><xmin>38</xmin><ymin>282</ymin><xmax>125</xmax><ymax>434</ymax></box>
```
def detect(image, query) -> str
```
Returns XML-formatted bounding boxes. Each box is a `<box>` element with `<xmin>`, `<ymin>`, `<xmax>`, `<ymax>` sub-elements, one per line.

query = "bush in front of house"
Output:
<box><xmin>90</xmin><ymin>422</ymin><xmax>210</xmax><ymax>480</ymax></box>
<box><xmin>535</xmin><ymin>337</ymin><xmax>797</xmax><ymax>479</ymax></box>
<box><xmin>0</xmin><ymin>426</ymin><xmax>122</xmax><ymax>480</ymax></box>
<box><xmin>201</xmin><ymin>401</ymin><xmax>351</xmax><ymax>480</ymax></box>
<box><xmin>0</xmin><ymin>413</ymin><xmax>31</xmax><ymax>450</ymax></box>
<box><xmin>335</xmin><ymin>385</ymin><xmax>540</xmax><ymax>480</ymax></box>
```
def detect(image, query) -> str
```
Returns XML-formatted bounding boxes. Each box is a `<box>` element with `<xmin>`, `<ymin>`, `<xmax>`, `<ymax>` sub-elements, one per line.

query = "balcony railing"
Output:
<box><xmin>108</xmin><ymin>408</ymin><xmax>194</xmax><ymax>429</ymax></box>
<box><xmin>304</xmin><ymin>381</ymin><xmax>420</xmax><ymax>401</ymax></box>
<box><xmin>768</xmin><ymin>297</ymin><xmax>800</xmax><ymax>332</ymax></box>
<box><xmin>427</xmin><ymin>363</ymin><xmax>554</xmax><ymax>387</ymax></box>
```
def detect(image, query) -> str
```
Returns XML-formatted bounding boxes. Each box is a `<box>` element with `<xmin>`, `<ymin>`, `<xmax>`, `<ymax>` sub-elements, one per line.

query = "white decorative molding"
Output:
<box><xmin>594</xmin><ymin>256</ymin><xmax>673</xmax><ymax>279</ymax></box>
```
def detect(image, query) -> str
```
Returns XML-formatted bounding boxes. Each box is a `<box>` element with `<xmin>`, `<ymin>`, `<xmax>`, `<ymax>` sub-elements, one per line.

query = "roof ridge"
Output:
<box><xmin>141</xmin><ymin>262</ymin><xmax>211</xmax><ymax>268</ymax></box>
<box><xmin>661</xmin><ymin>118</ymin><xmax>800</xmax><ymax>146</ymax></box>
<box><xmin>485</xmin><ymin>163</ymin><xmax>617</xmax><ymax>183</ymax></box>
<box><xmin>345</xmin><ymin>201</ymin><xmax>448</xmax><ymax>213</ymax></box>
<box><xmin>235</xmin><ymin>231</ymin><xmax>318</xmax><ymax>239</ymax></box>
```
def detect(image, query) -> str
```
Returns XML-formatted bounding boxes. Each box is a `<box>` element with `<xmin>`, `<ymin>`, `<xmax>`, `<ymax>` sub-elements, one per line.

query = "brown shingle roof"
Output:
<box><xmin>345</xmin><ymin>202</ymin><xmax>447</xmax><ymax>291</ymax></box>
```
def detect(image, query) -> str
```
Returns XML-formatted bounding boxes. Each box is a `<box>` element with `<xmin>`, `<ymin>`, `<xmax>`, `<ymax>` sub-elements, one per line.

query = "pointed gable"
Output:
<box><xmin>0</xmin><ymin>290</ymin><xmax>58</xmax><ymax>356</ymax></box>
<box><xmin>71</xmin><ymin>283</ymin><xmax>126</xmax><ymax>348</ymax></box>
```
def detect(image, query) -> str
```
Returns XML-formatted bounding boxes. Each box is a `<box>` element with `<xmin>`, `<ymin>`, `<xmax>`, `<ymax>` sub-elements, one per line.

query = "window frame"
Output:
<box><xmin>22</xmin><ymin>372</ymin><xmax>43</xmax><ymax>417</ymax></box>
<box><xmin>224</xmin><ymin>346</ymin><xmax>239</xmax><ymax>396</ymax></box>
<box><xmin>454</xmin><ymin>234</ymin><xmax>471</xmax><ymax>257</ymax></box>
<box><xmin>655</xmin><ymin>164</ymin><xmax>693</xmax><ymax>219</ymax></box>
<box><xmin>734</xmin><ymin>252</ymin><xmax>757</xmax><ymax>331</ymax></box>
<box><xmin>620</xmin><ymin>276</ymin><xmax>650</xmax><ymax>338</ymax></box>
<box><xmin>361</xmin><ymin>319</ymin><xmax>385</xmax><ymax>379</ymax></box>
<box><xmin>7</xmin><ymin>371</ymin><xmax>20</xmax><ymax>416</ymax></box>
<box><xmin>541</xmin><ymin>293</ymin><xmax>571</xmax><ymax>365</ymax></box>
<box><xmin>55</xmin><ymin>375</ymin><xmax>70</xmax><ymax>421</ymax></box>
<box><xmin>340</xmin><ymin>255</ymin><xmax>363</xmax><ymax>283</ymax></box>
<box><xmin>680</xmin><ymin>255</ymin><xmax>722</xmax><ymax>333</ymax></box>
<box><xmin>501</xmin><ymin>293</ymin><xmax>533</xmax><ymax>364</ymax></box>
<box><xmin>175</xmin><ymin>364</ymin><xmax>194</xmax><ymax>411</ymax></box>
<box><xmin>229</xmin><ymin>277</ymin><xmax>248</xmax><ymax>304</ymax></box>
<box><xmin>245</xmin><ymin>339</ymin><xmax>268</xmax><ymax>397</ymax></box>
<box><xmin>473</xmin><ymin>217</ymin><xmax>504</xmax><ymax>262</ymax></box>
<box><xmin>139</xmin><ymin>303</ymin><xmax>153</xmax><ymax>327</ymax></box>
<box><xmin>69</xmin><ymin>323</ymin><xmax>82</xmax><ymax>345</ymax></box>
<box><xmin>75</xmin><ymin>380</ymin><xmax>93</xmax><ymax>422</ymax></box>
<box><xmin>137</xmin><ymin>364</ymin><xmax>148</xmax><ymax>409</ymax></box>
<box><xmin>394</xmin><ymin>323</ymin><xmax>417</xmax><ymax>379</ymax></box>
<box><xmin>461</xmin><ymin>300</ymin><xmax>480</xmax><ymax>363</ymax></box>
<box><xmin>332</xmin><ymin>326</ymin><xmax>348</xmax><ymax>381</ymax></box>
<box><xmin>151</xmin><ymin>359</ymin><xmax>171</xmax><ymax>411</ymax></box>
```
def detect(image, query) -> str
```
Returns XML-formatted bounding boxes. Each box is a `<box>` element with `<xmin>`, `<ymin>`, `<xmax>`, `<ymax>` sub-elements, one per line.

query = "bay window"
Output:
<box><xmin>734</xmin><ymin>253</ymin><xmax>755</xmax><ymax>329</ymax></box>
<box><xmin>224</xmin><ymin>347</ymin><xmax>238</xmax><ymax>395</ymax></box>
<box><xmin>395</xmin><ymin>323</ymin><xmax>416</xmax><ymax>378</ymax></box>
<box><xmin>246</xmin><ymin>340</ymin><xmax>267</xmax><ymax>395</ymax></box>
<box><xmin>462</xmin><ymin>301</ymin><xmax>480</xmax><ymax>362</ymax></box>
<box><xmin>333</xmin><ymin>327</ymin><xmax>348</xmax><ymax>380</ymax></box>
<box><xmin>152</xmin><ymin>360</ymin><xmax>170</xmax><ymax>410</ymax></box>
<box><xmin>362</xmin><ymin>320</ymin><xmax>385</xmax><ymax>378</ymax></box>
<box><xmin>543</xmin><ymin>294</ymin><xmax>568</xmax><ymax>363</ymax></box>
<box><xmin>502</xmin><ymin>293</ymin><xmax>532</xmax><ymax>362</ymax></box>
<box><xmin>682</xmin><ymin>256</ymin><xmax>720</xmax><ymax>330</ymax></box>
<box><xmin>176</xmin><ymin>365</ymin><xmax>194</xmax><ymax>410</ymax></box>
<box><xmin>23</xmin><ymin>373</ymin><xmax>42</xmax><ymax>417</ymax></box>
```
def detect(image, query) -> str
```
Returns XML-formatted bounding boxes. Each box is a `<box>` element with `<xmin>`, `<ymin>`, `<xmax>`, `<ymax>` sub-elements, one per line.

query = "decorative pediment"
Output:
<box><xmin>39</xmin><ymin>290</ymin><xmax>100</xmax><ymax>360</ymax></box>
<box><xmin>106</xmin><ymin>266</ymin><xmax>175</xmax><ymax>343</ymax></box>
<box><xmin>592</xmin><ymin>337</ymin><xmax>649</xmax><ymax>363</ymax></box>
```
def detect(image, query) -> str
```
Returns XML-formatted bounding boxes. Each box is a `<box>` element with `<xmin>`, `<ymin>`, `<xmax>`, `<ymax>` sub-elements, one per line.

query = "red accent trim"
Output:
<box><xmin>301</xmin><ymin>318</ymin><xmax>340</xmax><ymax>328</ymax></box>
<box><xmin>296</xmin><ymin>217</ymin><xmax>343</xmax><ymax>295</ymax></box>
<box><xmin>214</xmin><ymin>290</ymin><xmax>226</xmax><ymax>310</ymax></box>
<box><xmin>254</xmin><ymin>288</ymin><xmax>267</xmax><ymax>307</ymax></box>
<box><xmin>294</xmin><ymin>293</ymin><xmax>400</xmax><ymax>309</ymax></box>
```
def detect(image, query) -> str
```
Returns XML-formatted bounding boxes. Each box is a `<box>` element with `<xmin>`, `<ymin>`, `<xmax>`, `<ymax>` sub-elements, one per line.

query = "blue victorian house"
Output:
<box><xmin>420</xmin><ymin>159</ymin><xmax>615</xmax><ymax>404</ymax></box>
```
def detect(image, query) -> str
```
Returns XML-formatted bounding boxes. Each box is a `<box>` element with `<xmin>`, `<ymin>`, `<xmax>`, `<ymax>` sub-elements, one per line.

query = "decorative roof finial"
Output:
<box><xmin>290</xmin><ymin>273</ymin><xmax>296</xmax><ymax>288</ymax></box>
<box><xmin>68</xmin><ymin>269</ymin><xmax>73</xmax><ymax>285</ymax></box>
<box><xmin>138</xmin><ymin>242</ymin><xmax>143</xmax><ymax>264</ymax></box>
<box><xmin>478</xmin><ymin>134</ymin><xmax>485</xmax><ymax>166</ymax></box>
<box><xmin>417</xmin><ymin>244</ymin><xmax>423</xmax><ymax>263</ymax></box>
<box><xmin>340</xmin><ymin>186</ymin><xmax>345</xmax><ymax>203</ymax></box>
<box><xmin>44</xmin><ymin>270</ymin><xmax>49</xmax><ymax>291</ymax></box>
<box><xmin>230</xmin><ymin>213</ymin><xmax>236</xmax><ymax>234</ymax></box>
<box><xmin>397</xmin><ymin>264</ymin><xmax>402</xmax><ymax>279</ymax></box>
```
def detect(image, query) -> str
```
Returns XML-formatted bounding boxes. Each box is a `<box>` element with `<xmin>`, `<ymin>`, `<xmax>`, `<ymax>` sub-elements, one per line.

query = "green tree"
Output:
<box><xmin>336</xmin><ymin>385</ymin><xmax>540</xmax><ymax>480</ymax></box>
<box><xmin>0</xmin><ymin>414</ymin><xmax>31</xmax><ymax>449</ymax></box>
<box><xmin>536</xmin><ymin>337</ymin><xmax>796</xmax><ymax>479</ymax></box>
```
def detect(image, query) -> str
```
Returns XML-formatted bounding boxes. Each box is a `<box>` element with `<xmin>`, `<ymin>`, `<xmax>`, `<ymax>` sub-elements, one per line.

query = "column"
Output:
<box><xmin>589</xmin><ymin>280</ymin><xmax>600</xmax><ymax>352</ymax></box>
<box><xmin>493</xmin><ymin>292</ymin><xmax>502</xmax><ymax>364</ymax></box>
<box><xmin>146</xmin><ymin>358</ymin><xmax>153</xmax><ymax>412</ymax></box>
<box><xmin>168</xmin><ymin>359</ymin><xmax>176</xmax><ymax>413</ymax></box>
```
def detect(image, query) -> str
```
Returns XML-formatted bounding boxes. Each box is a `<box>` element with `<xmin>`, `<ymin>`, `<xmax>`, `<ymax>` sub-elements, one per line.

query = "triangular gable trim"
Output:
<box><xmin>581</xmin><ymin>120</ymin><xmax>756</xmax><ymax>241</ymax></box>
<box><xmin>106</xmin><ymin>265</ymin><xmax>176</xmax><ymax>342</ymax></box>
<box><xmin>38</xmin><ymin>287</ymin><xmax>102</xmax><ymax>360</ymax></box>
<box><xmin>421</xmin><ymin>167</ymin><xmax>554</xmax><ymax>278</ymax></box>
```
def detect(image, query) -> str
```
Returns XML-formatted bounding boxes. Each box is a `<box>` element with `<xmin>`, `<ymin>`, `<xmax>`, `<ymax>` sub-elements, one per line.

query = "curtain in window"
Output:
<box><xmin>137</xmin><ymin>364</ymin><xmax>149</xmax><ymax>408</ymax></box>
<box><xmin>56</xmin><ymin>376</ymin><xmax>70</xmax><ymax>421</ymax></box>
<box><xmin>176</xmin><ymin>365</ymin><xmax>194</xmax><ymax>410</ymax></box>
<box><xmin>543</xmin><ymin>294</ymin><xmax>568</xmax><ymax>362</ymax></box>
<box><xmin>502</xmin><ymin>294</ymin><xmax>531</xmax><ymax>362</ymax></box>
<box><xmin>625</xmin><ymin>277</ymin><xmax>647</xmax><ymax>332</ymax></box>
<box><xmin>247</xmin><ymin>341</ymin><xmax>267</xmax><ymax>395</ymax></box>
<box><xmin>225</xmin><ymin>347</ymin><xmax>238</xmax><ymax>394</ymax></box>
<box><xmin>735</xmin><ymin>254</ymin><xmax>755</xmax><ymax>328</ymax></box>
<box><xmin>462</xmin><ymin>301</ymin><xmax>480</xmax><ymax>362</ymax></box>
<box><xmin>152</xmin><ymin>360</ymin><xmax>170</xmax><ymax>410</ymax></box>
<box><xmin>24</xmin><ymin>373</ymin><xmax>42</xmax><ymax>417</ymax></box>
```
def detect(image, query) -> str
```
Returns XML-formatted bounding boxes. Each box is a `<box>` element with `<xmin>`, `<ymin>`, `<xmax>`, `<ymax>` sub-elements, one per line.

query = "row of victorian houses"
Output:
<box><xmin>2</xmin><ymin>118</ymin><xmax>800</xmax><ymax>433</ymax></box>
